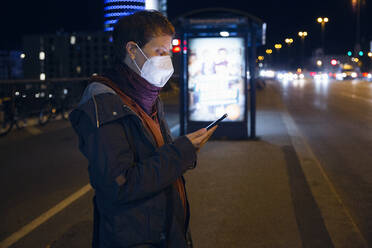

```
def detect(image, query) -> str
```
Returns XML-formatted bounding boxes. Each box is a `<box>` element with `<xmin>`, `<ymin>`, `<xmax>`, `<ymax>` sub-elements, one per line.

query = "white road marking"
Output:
<box><xmin>280</xmin><ymin>107</ymin><xmax>369</xmax><ymax>248</ymax></box>
<box><xmin>0</xmin><ymin>184</ymin><xmax>92</xmax><ymax>248</ymax></box>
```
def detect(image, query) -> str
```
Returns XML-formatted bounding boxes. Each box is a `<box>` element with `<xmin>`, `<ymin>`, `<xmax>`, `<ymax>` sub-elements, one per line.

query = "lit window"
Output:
<box><xmin>70</xmin><ymin>36</ymin><xmax>76</xmax><ymax>45</ymax></box>
<box><xmin>220</xmin><ymin>31</ymin><xmax>229</xmax><ymax>37</ymax></box>
<box><xmin>39</xmin><ymin>51</ymin><xmax>45</xmax><ymax>60</ymax></box>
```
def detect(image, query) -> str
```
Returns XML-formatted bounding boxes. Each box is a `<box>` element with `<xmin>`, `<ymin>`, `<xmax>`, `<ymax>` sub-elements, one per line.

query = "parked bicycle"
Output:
<box><xmin>0</xmin><ymin>91</ymin><xmax>29</xmax><ymax>137</ymax></box>
<box><xmin>38</xmin><ymin>86</ymin><xmax>72</xmax><ymax>126</ymax></box>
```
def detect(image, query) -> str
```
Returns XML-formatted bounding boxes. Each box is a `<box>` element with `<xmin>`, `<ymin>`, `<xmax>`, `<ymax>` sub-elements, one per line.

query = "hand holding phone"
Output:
<box><xmin>206</xmin><ymin>113</ymin><xmax>228</xmax><ymax>130</ymax></box>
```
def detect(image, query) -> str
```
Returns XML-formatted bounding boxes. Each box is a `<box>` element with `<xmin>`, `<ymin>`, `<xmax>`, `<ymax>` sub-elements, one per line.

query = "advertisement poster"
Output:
<box><xmin>188</xmin><ymin>37</ymin><xmax>246</xmax><ymax>122</ymax></box>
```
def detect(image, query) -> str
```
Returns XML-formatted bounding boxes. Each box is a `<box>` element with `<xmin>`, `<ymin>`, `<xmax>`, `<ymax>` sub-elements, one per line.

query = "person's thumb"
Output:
<box><xmin>186</xmin><ymin>128</ymin><xmax>206</xmax><ymax>140</ymax></box>
<box><xmin>195</xmin><ymin>128</ymin><xmax>207</xmax><ymax>137</ymax></box>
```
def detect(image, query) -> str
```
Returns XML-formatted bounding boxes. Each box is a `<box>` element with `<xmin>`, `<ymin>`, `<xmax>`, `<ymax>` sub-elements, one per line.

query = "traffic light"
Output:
<box><xmin>347</xmin><ymin>51</ymin><xmax>352</xmax><ymax>56</ymax></box>
<box><xmin>359</xmin><ymin>51</ymin><xmax>364</xmax><ymax>56</ymax></box>
<box><xmin>172</xmin><ymin>39</ymin><xmax>181</xmax><ymax>53</ymax></box>
<box><xmin>172</xmin><ymin>46</ymin><xmax>181</xmax><ymax>53</ymax></box>
<box><xmin>331</xmin><ymin>59</ymin><xmax>337</xmax><ymax>66</ymax></box>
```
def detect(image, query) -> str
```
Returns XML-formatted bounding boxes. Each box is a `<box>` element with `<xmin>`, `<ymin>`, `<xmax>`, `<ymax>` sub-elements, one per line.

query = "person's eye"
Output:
<box><xmin>155</xmin><ymin>49</ymin><xmax>164</xmax><ymax>56</ymax></box>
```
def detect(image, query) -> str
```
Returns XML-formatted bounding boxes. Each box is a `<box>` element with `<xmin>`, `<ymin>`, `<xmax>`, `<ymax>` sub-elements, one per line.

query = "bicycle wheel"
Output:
<box><xmin>15</xmin><ymin>117</ymin><xmax>28</xmax><ymax>129</ymax></box>
<box><xmin>0</xmin><ymin>114</ymin><xmax>13</xmax><ymax>136</ymax></box>
<box><xmin>39</xmin><ymin>103</ymin><xmax>52</xmax><ymax>126</ymax></box>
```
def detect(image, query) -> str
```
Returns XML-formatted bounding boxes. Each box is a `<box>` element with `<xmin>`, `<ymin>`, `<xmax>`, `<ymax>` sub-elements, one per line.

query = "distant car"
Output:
<box><xmin>362</xmin><ymin>72</ymin><xmax>372</xmax><ymax>82</ymax></box>
<box><xmin>309</xmin><ymin>71</ymin><xmax>329</xmax><ymax>81</ymax></box>
<box><xmin>336</xmin><ymin>68</ymin><xmax>359</xmax><ymax>80</ymax></box>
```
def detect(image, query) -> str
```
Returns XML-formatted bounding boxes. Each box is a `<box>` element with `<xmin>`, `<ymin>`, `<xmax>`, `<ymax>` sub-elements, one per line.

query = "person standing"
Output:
<box><xmin>69</xmin><ymin>10</ymin><xmax>217</xmax><ymax>248</ymax></box>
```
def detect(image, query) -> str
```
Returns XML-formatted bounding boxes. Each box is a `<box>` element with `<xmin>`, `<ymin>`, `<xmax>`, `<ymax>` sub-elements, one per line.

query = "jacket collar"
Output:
<box><xmin>69</xmin><ymin>82</ymin><xmax>171</xmax><ymax>146</ymax></box>
<box><xmin>70</xmin><ymin>82</ymin><xmax>138</xmax><ymax>129</ymax></box>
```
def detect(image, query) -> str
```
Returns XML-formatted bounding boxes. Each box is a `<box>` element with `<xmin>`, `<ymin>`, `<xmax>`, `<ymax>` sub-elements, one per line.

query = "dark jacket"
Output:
<box><xmin>69</xmin><ymin>82</ymin><xmax>197</xmax><ymax>248</ymax></box>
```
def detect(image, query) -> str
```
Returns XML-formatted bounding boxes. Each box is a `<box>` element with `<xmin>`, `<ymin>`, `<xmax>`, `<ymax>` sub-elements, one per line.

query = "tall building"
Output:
<box><xmin>103</xmin><ymin>0</ymin><xmax>167</xmax><ymax>32</ymax></box>
<box><xmin>23</xmin><ymin>32</ymin><xmax>114</xmax><ymax>79</ymax></box>
<box><xmin>21</xmin><ymin>0</ymin><xmax>168</xmax><ymax>79</ymax></box>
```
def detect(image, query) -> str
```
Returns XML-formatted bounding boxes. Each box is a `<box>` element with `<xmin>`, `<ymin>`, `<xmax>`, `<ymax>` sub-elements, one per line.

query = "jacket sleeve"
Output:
<box><xmin>156</xmin><ymin>97</ymin><xmax>198</xmax><ymax>169</ymax></box>
<box><xmin>83</xmin><ymin>115</ymin><xmax>197</xmax><ymax>205</ymax></box>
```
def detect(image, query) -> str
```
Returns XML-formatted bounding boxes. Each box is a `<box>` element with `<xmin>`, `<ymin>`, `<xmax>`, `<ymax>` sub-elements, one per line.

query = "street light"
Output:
<box><xmin>285</xmin><ymin>38</ymin><xmax>294</xmax><ymax>45</ymax></box>
<box><xmin>368</xmin><ymin>52</ymin><xmax>372</xmax><ymax>58</ymax></box>
<box><xmin>298</xmin><ymin>31</ymin><xmax>308</xmax><ymax>38</ymax></box>
<box><xmin>284</xmin><ymin>38</ymin><xmax>294</xmax><ymax>69</ymax></box>
<box><xmin>317</xmin><ymin>17</ymin><xmax>329</xmax><ymax>54</ymax></box>
<box><xmin>274</xmin><ymin>44</ymin><xmax>282</xmax><ymax>69</ymax></box>
<box><xmin>274</xmin><ymin>44</ymin><xmax>282</xmax><ymax>50</ymax></box>
<box><xmin>298</xmin><ymin>31</ymin><xmax>308</xmax><ymax>68</ymax></box>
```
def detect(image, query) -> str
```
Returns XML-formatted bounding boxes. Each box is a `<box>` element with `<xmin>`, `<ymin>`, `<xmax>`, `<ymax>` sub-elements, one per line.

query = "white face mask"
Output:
<box><xmin>132</xmin><ymin>44</ymin><xmax>174</xmax><ymax>88</ymax></box>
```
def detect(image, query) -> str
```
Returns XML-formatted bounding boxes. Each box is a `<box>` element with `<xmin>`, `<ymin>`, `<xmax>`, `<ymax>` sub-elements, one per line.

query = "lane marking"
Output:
<box><xmin>0</xmin><ymin>184</ymin><xmax>92</xmax><ymax>248</ymax></box>
<box><xmin>280</xmin><ymin>107</ymin><xmax>369</xmax><ymax>248</ymax></box>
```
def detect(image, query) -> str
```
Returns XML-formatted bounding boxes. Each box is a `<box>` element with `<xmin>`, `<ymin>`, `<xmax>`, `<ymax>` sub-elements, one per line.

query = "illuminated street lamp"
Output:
<box><xmin>274</xmin><ymin>44</ymin><xmax>282</xmax><ymax>68</ymax></box>
<box><xmin>285</xmin><ymin>38</ymin><xmax>294</xmax><ymax>45</ymax></box>
<box><xmin>265</xmin><ymin>49</ymin><xmax>273</xmax><ymax>67</ymax></box>
<box><xmin>298</xmin><ymin>31</ymin><xmax>308</xmax><ymax>67</ymax></box>
<box><xmin>298</xmin><ymin>31</ymin><xmax>308</xmax><ymax>39</ymax></box>
<box><xmin>274</xmin><ymin>44</ymin><xmax>282</xmax><ymax>50</ymax></box>
<box><xmin>317</xmin><ymin>17</ymin><xmax>329</xmax><ymax>54</ymax></box>
<box><xmin>284</xmin><ymin>38</ymin><xmax>294</xmax><ymax>69</ymax></box>
<box><xmin>368</xmin><ymin>52</ymin><xmax>372</xmax><ymax>58</ymax></box>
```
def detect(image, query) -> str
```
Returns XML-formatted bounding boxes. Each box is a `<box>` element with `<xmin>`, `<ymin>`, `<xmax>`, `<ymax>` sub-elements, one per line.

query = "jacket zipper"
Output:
<box><xmin>92</xmin><ymin>93</ymin><xmax>100</xmax><ymax>128</ymax></box>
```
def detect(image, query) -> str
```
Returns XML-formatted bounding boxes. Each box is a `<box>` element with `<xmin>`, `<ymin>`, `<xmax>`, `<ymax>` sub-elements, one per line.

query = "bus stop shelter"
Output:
<box><xmin>174</xmin><ymin>8</ymin><xmax>266</xmax><ymax>139</ymax></box>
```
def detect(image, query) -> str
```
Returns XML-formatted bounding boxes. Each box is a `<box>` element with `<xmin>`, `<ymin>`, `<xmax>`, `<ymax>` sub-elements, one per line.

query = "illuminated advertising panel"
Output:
<box><xmin>188</xmin><ymin>37</ymin><xmax>246</xmax><ymax>122</ymax></box>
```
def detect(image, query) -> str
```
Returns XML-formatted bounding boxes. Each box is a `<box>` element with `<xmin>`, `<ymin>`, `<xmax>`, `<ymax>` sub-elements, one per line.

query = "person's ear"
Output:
<box><xmin>126</xmin><ymin>41</ymin><xmax>137</xmax><ymax>60</ymax></box>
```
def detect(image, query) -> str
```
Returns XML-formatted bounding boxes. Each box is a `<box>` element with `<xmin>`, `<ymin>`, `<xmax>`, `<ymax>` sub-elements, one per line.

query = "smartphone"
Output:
<box><xmin>206</xmin><ymin>113</ymin><xmax>228</xmax><ymax>130</ymax></box>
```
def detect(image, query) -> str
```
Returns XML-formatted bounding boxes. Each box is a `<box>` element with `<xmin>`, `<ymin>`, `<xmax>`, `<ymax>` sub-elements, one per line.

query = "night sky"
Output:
<box><xmin>1</xmin><ymin>0</ymin><xmax>371</xmax><ymax>54</ymax></box>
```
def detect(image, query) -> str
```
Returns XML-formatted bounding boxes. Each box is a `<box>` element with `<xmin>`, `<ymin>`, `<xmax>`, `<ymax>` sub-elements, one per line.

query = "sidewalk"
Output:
<box><xmin>183</xmin><ymin>82</ymin><xmax>367</xmax><ymax>248</ymax></box>
<box><xmin>183</xmin><ymin>85</ymin><xmax>304</xmax><ymax>247</ymax></box>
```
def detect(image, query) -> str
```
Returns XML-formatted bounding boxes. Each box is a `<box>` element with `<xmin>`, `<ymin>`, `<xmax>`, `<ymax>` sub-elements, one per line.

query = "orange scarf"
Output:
<box><xmin>91</xmin><ymin>76</ymin><xmax>187</xmax><ymax>219</ymax></box>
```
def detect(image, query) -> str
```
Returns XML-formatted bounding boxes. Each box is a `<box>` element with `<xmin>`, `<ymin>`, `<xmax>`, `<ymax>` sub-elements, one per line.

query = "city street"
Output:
<box><xmin>1</xmin><ymin>78</ymin><xmax>372</xmax><ymax>247</ymax></box>
<box><xmin>267</xmin><ymin>78</ymin><xmax>372</xmax><ymax>246</ymax></box>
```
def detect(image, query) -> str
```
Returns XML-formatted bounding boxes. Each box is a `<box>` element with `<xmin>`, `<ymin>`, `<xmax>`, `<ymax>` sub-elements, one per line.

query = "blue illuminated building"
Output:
<box><xmin>104</xmin><ymin>0</ymin><xmax>146</xmax><ymax>32</ymax></box>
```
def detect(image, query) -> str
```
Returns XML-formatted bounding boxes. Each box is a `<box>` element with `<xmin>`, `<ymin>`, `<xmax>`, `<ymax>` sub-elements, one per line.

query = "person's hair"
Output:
<box><xmin>113</xmin><ymin>10</ymin><xmax>175</xmax><ymax>62</ymax></box>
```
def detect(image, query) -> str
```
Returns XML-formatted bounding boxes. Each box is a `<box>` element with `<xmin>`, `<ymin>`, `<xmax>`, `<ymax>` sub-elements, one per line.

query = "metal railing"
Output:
<box><xmin>0</xmin><ymin>78</ymin><xmax>89</xmax><ymax>136</ymax></box>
